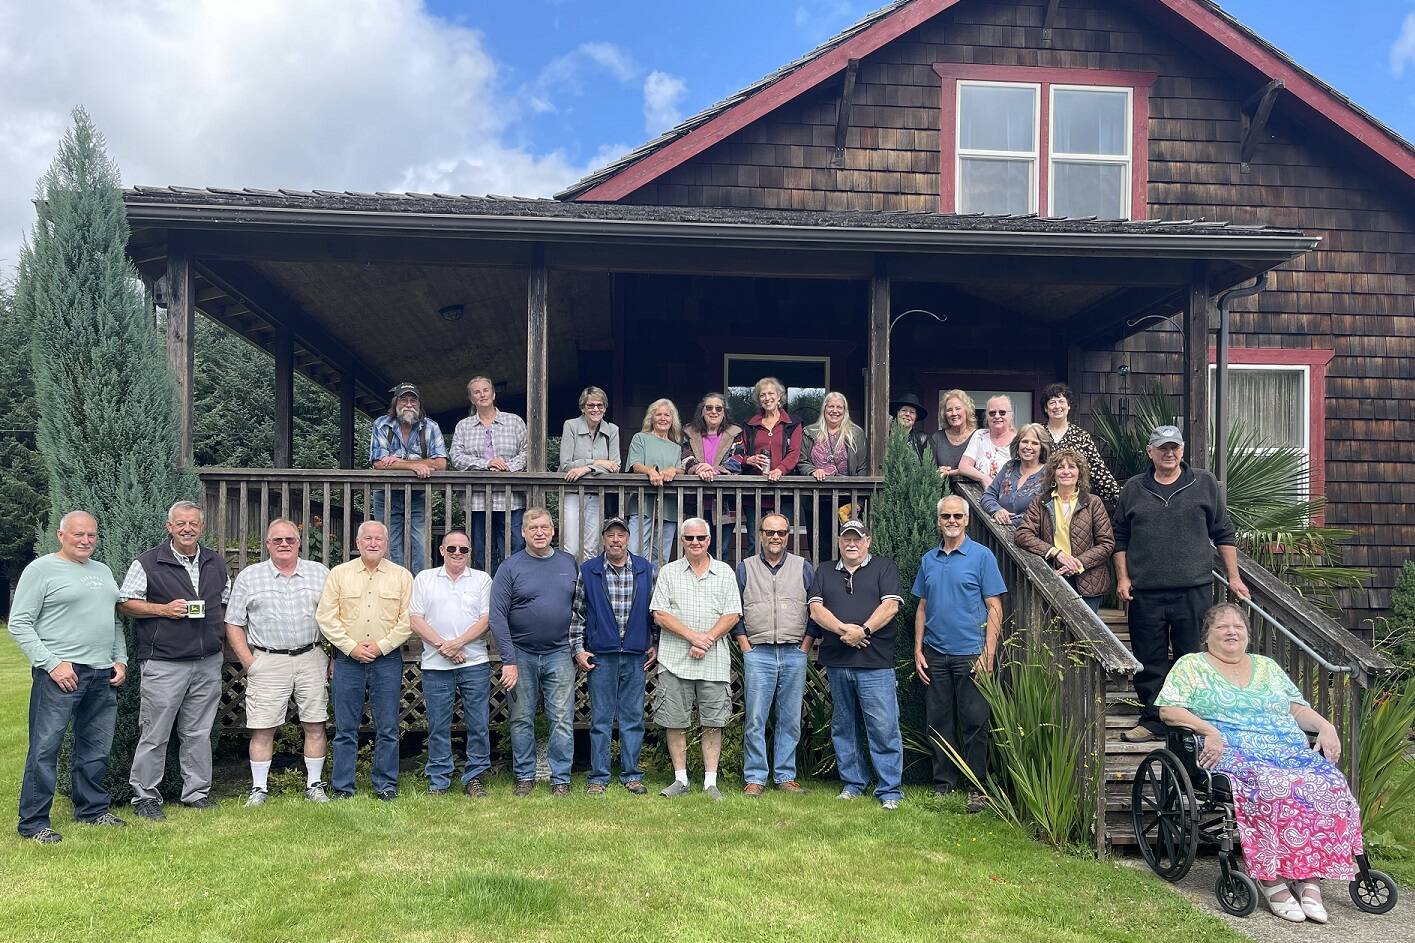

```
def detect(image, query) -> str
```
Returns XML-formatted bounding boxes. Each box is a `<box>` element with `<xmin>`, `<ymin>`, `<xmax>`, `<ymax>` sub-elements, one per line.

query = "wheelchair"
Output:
<box><xmin>1130</xmin><ymin>727</ymin><xmax>1398</xmax><ymax>917</ymax></box>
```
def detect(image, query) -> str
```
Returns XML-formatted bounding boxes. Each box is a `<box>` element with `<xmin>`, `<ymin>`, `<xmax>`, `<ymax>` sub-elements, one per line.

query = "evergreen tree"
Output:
<box><xmin>0</xmin><ymin>284</ymin><xmax>48</xmax><ymax>606</ymax></box>
<box><xmin>15</xmin><ymin>108</ymin><xmax>197</xmax><ymax>798</ymax></box>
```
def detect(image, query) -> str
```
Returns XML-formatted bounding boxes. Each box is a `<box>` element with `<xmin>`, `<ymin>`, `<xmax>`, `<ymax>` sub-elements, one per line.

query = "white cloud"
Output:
<box><xmin>0</xmin><ymin>0</ymin><xmax>621</xmax><ymax>274</ymax></box>
<box><xmin>643</xmin><ymin>71</ymin><xmax>688</xmax><ymax>134</ymax></box>
<box><xmin>1391</xmin><ymin>12</ymin><xmax>1415</xmax><ymax>77</ymax></box>
<box><xmin>527</xmin><ymin>41</ymin><xmax>641</xmax><ymax>113</ymax></box>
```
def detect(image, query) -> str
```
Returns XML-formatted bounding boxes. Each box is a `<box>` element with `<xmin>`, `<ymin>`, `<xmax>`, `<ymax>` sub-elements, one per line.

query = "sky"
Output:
<box><xmin>1</xmin><ymin>0</ymin><xmax>1412</xmax><ymax>276</ymax></box>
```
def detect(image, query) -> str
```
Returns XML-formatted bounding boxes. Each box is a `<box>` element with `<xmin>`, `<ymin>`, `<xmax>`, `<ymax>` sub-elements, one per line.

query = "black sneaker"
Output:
<box><xmin>375</xmin><ymin>790</ymin><xmax>397</xmax><ymax>802</ymax></box>
<box><xmin>463</xmin><ymin>778</ymin><xmax>487</xmax><ymax>798</ymax></box>
<box><xmin>427</xmin><ymin>786</ymin><xmax>448</xmax><ymax>796</ymax></box>
<box><xmin>133</xmin><ymin>799</ymin><xmax>165</xmax><ymax>821</ymax></box>
<box><xmin>182</xmin><ymin>797</ymin><xmax>217</xmax><ymax>810</ymax></box>
<box><xmin>27</xmin><ymin>827</ymin><xmax>62</xmax><ymax>844</ymax></box>
<box><xmin>85</xmin><ymin>811</ymin><xmax>127</xmax><ymax>826</ymax></box>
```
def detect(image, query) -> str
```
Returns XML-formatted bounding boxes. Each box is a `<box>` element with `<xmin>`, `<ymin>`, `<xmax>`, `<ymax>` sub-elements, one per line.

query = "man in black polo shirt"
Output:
<box><xmin>805</xmin><ymin>519</ymin><xmax>905</xmax><ymax>809</ymax></box>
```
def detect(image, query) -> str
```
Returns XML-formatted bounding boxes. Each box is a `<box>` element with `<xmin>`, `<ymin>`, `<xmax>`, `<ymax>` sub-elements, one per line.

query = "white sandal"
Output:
<box><xmin>1296</xmin><ymin>881</ymin><xmax>1328</xmax><ymax>924</ymax></box>
<box><xmin>1260</xmin><ymin>881</ymin><xmax>1306</xmax><ymax>922</ymax></box>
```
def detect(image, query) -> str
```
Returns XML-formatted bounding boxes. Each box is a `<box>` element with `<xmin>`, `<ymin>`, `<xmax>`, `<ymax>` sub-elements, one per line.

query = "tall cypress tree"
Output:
<box><xmin>0</xmin><ymin>284</ymin><xmax>48</xmax><ymax>608</ymax></box>
<box><xmin>15</xmin><ymin>108</ymin><xmax>197</xmax><ymax>797</ymax></box>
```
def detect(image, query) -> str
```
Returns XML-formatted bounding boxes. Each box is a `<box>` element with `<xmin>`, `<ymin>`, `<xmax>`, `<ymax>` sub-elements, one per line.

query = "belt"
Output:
<box><xmin>250</xmin><ymin>643</ymin><xmax>316</xmax><ymax>656</ymax></box>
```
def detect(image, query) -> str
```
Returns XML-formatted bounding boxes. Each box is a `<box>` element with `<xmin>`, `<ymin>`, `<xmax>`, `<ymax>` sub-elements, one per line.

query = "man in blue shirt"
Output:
<box><xmin>912</xmin><ymin>494</ymin><xmax>1006</xmax><ymax>812</ymax></box>
<box><xmin>369</xmin><ymin>382</ymin><xmax>447</xmax><ymax>574</ymax></box>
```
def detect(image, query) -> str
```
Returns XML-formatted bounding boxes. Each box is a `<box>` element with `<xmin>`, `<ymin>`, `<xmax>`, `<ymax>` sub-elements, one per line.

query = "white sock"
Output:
<box><xmin>250</xmin><ymin>760</ymin><xmax>271</xmax><ymax>791</ymax></box>
<box><xmin>704</xmin><ymin>770</ymin><xmax>718</xmax><ymax>789</ymax></box>
<box><xmin>674</xmin><ymin>768</ymin><xmax>689</xmax><ymax>786</ymax></box>
<box><xmin>305</xmin><ymin>755</ymin><xmax>326</xmax><ymax>786</ymax></box>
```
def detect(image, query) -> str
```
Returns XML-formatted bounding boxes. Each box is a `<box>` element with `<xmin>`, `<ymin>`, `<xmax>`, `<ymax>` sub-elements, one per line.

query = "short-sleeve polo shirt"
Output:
<box><xmin>911</xmin><ymin>538</ymin><xmax>1007</xmax><ymax>656</ymax></box>
<box><xmin>807</xmin><ymin>554</ymin><xmax>903</xmax><ymax>669</ymax></box>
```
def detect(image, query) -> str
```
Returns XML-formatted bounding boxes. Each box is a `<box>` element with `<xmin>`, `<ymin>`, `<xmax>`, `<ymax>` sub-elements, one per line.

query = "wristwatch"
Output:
<box><xmin>863</xmin><ymin>627</ymin><xmax>874</xmax><ymax>639</ymax></box>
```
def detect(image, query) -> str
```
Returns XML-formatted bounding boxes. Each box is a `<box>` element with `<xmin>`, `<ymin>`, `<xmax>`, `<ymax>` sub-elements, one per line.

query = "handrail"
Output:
<box><xmin>1212</xmin><ymin>569</ymin><xmax>1350</xmax><ymax>675</ymax></box>
<box><xmin>196</xmin><ymin>467</ymin><xmax>888</xmax><ymax>487</ymax></box>
<box><xmin>956</xmin><ymin>484</ymin><xmax>1140</xmax><ymax>675</ymax></box>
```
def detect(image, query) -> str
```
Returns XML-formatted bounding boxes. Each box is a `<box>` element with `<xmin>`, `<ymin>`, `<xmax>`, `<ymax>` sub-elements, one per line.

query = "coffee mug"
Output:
<box><xmin>186</xmin><ymin>600</ymin><xmax>206</xmax><ymax>619</ymax></box>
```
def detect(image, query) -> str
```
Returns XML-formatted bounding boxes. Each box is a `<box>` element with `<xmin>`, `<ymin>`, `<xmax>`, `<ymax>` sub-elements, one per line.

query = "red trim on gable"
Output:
<box><xmin>575</xmin><ymin>0</ymin><xmax>970</xmax><ymax>202</ymax></box>
<box><xmin>1151</xmin><ymin>0</ymin><xmax>1415</xmax><ymax>183</ymax></box>
<box><xmin>934</xmin><ymin>64</ymin><xmax>1156</xmax><ymax>219</ymax></box>
<box><xmin>1208</xmin><ymin>346</ymin><xmax>1333</xmax><ymax>505</ymax></box>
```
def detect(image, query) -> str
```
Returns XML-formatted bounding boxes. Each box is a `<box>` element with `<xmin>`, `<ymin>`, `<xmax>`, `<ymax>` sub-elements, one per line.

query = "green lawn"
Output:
<box><xmin>0</xmin><ymin>643</ymin><xmax>1243</xmax><ymax>943</ymax></box>
<box><xmin>1377</xmin><ymin>757</ymin><xmax>1415</xmax><ymax>887</ymax></box>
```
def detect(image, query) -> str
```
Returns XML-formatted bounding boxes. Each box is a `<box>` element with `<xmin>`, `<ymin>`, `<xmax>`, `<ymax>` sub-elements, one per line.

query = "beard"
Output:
<box><xmin>398</xmin><ymin>406</ymin><xmax>419</xmax><ymax>424</ymax></box>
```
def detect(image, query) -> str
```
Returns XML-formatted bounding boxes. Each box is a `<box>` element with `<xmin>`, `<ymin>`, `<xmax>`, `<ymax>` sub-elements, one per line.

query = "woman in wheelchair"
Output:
<box><xmin>1154</xmin><ymin>603</ymin><xmax>1363</xmax><ymax>924</ymax></box>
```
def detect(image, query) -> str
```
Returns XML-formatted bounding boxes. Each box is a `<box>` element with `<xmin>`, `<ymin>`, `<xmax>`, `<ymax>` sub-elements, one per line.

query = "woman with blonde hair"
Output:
<box><xmin>1015</xmin><ymin>448</ymin><xmax>1114</xmax><ymax>611</ymax></box>
<box><xmin>800</xmin><ymin>391</ymin><xmax>867</xmax><ymax>559</ymax></box>
<box><xmin>626</xmin><ymin>398</ymin><xmax>683</xmax><ymax>563</ymax></box>
<box><xmin>931</xmin><ymin>389</ymin><xmax>976</xmax><ymax>484</ymax></box>
<box><xmin>980</xmin><ymin>422</ymin><xmax>1050</xmax><ymax>526</ymax></box>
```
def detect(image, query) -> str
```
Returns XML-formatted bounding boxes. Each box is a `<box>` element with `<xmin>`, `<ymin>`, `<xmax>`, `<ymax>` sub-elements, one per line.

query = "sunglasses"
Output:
<box><xmin>987</xmin><ymin>410</ymin><xmax>1009</xmax><ymax>417</ymax></box>
<box><xmin>939</xmin><ymin>513</ymin><xmax>966</xmax><ymax>521</ymax></box>
<box><xmin>444</xmin><ymin>546</ymin><xmax>471</xmax><ymax>555</ymax></box>
<box><xmin>584</xmin><ymin>403</ymin><xmax>606</xmax><ymax>410</ymax></box>
<box><xmin>682</xmin><ymin>534</ymin><xmax>710</xmax><ymax>543</ymax></box>
<box><xmin>844</xmin><ymin>571</ymin><xmax>854</xmax><ymax>595</ymax></box>
<box><xmin>760</xmin><ymin>528</ymin><xmax>788</xmax><ymax>537</ymax></box>
<box><xmin>703</xmin><ymin>404</ymin><xmax>724</xmax><ymax>412</ymax></box>
<box><xmin>268</xmin><ymin>536</ymin><xmax>298</xmax><ymax>545</ymax></box>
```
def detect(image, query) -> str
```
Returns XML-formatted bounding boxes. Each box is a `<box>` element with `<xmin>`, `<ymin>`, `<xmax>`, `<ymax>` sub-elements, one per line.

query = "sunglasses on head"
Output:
<box><xmin>444</xmin><ymin>546</ymin><xmax>471</xmax><ymax>555</ymax></box>
<box><xmin>682</xmin><ymin>534</ymin><xmax>709</xmax><ymax>543</ymax></box>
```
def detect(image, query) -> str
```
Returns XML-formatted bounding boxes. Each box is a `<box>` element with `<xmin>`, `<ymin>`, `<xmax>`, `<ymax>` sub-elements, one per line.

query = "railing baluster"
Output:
<box><xmin>238</xmin><ymin>480</ymin><xmax>250</xmax><ymax>569</ymax></box>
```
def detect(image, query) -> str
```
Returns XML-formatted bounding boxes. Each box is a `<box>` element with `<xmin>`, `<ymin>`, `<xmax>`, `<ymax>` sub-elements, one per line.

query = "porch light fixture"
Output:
<box><xmin>437</xmin><ymin>304</ymin><xmax>465</xmax><ymax>322</ymax></box>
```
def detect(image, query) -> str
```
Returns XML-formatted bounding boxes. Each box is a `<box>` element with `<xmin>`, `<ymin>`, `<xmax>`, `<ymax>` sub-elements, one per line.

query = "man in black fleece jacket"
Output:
<box><xmin>1113</xmin><ymin>426</ymin><xmax>1249</xmax><ymax>742</ymax></box>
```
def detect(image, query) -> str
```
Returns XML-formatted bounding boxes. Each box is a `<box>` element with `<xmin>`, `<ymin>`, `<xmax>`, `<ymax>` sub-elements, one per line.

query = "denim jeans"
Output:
<box><xmin>585</xmin><ymin>652</ymin><xmax>647</xmax><ymax>786</ymax></box>
<box><xmin>18</xmin><ymin>665</ymin><xmax>117</xmax><ymax>836</ymax></box>
<box><xmin>922</xmin><ymin>647</ymin><xmax>991</xmax><ymax>792</ymax></box>
<box><xmin>827</xmin><ymin>665</ymin><xmax>903</xmax><ymax>802</ymax></box>
<box><xmin>331</xmin><ymin>651</ymin><xmax>403</xmax><ymax>795</ymax></box>
<box><xmin>508</xmin><ymin>650</ymin><xmax>574</xmax><ymax>784</ymax></box>
<box><xmin>371</xmin><ymin>488</ymin><xmax>427</xmax><ymax>574</ymax></box>
<box><xmin>421</xmin><ymin>664</ymin><xmax>491</xmax><ymax>790</ymax></box>
<box><xmin>471</xmin><ymin>508</ymin><xmax>525</xmax><ymax>575</ymax></box>
<box><xmin>627</xmin><ymin>515</ymin><xmax>676</xmax><ymax>565</ymax></box>
<box><xmin>742</xmin><ymin>644</ymin><xmax>807</xmax><ymax>785</ymax></box>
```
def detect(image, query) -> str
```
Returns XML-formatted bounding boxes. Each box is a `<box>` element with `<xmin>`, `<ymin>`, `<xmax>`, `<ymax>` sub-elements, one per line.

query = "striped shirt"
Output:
<box><xmin>649</xmin><ymin>557</ymin><xmax>741</xmax><ymax>682</ymax></box>
<box><xmin>224</xmin><ymin>558</ymin><xmax>330</xmax><ymax>650</ymax></box>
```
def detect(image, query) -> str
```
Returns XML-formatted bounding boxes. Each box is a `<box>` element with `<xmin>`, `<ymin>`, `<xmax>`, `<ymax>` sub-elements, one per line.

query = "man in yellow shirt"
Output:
<box><xmin>316</xmin><ymin>521</ymin><xmax>412</xmax><ymax>800</ymax></box>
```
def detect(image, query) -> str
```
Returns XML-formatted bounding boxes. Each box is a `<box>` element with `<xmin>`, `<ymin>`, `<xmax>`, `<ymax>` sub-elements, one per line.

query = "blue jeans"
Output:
<box><xmin>371</xmin><ymin>488</ymin><xmax>427</xmax><ymax>574</ymax></box>
<box><xmin>627</xmin><ymin>515</ymin><xmax>676</xmax><ymax>565</ymax></box>
<box><xmin>585</xmin><ymin>652</ymin><xmax>646</xmax><ymax>786</ymax></box>
<box><xmin>508</xmin><ymin>651</ymin><xmax>574</xmax><ymax>784</ymax></box>
<box><xmin>742</xmin><ymin>644</ymin><xmax>807</xmax><ymax>785</ymax></box>
<box><xmin>331</xmin><ymin>651</ymin><xmax>402</xmax><ymax>795</ymax></box>
<box><xmin>471</xmin><ymin>508</ymin><xmax>525</xmax><ymax>574</ymax></box>
<box><xmin>421</xmin><ymin>664</ymin><xmax>491</xmax><ymax>790</ymax></box>
<box><xmin>827</xmin><ymin>665</ymin><xmax>904</xmax><ymax>802</ymax></box>
<box><xmin>19</xmin><ymin>665</ymin><xmax>117</xmax><ymax>835</ymax></box>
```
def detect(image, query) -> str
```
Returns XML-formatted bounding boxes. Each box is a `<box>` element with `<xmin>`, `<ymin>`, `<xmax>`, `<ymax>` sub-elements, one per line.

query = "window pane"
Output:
<box><xmin>1228</xmin><ymin>370</ymin><xmax>1304</xmax><ymax>448</ymax></box>
<box><xmin>725</xmin><ymin>357</ymin><xmax>829</xmax><ymax>425</ymax></box>
<box><xmin>959</xmin><ymin>85</ymin><xmax>1036</xmax><ymax>152</ymax></box>
<box><xmin>1052</xmin><ymin>160</ymin><xmax>1126</xmax><ymax>218</ymax></box>
<box><xmin>1053</xmin><ymin>88</ymin><xmax>1128</xmax><ymax>156</ymax></box>
<box><xmin>959</xmin><ymin>157</ymin><xmax>1033</xmax><ymax>215</ymax></box>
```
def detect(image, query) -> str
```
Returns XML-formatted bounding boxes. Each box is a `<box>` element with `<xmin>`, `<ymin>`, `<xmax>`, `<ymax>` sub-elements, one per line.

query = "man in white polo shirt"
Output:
<box><xmin>410</xmin><ymin>528</ymin><xmax>494</xmax><ymax>797</ymax></box>
<box><xmin>224</xmin><ymin>518</ymin><xmax>331</xmax><ymax>806</ymax></box>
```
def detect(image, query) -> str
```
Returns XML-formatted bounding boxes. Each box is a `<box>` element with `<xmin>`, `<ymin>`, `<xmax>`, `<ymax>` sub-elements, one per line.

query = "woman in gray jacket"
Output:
<box><xmin>558</xmin><ymin>385</ymin><xmax>620</xmax><ymax>560</ymax></box>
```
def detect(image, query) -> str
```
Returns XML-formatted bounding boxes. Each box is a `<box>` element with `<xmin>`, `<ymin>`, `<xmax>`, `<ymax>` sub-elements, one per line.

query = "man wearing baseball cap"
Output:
<box><xmin>1114</xmin><ymin>425</ymin><xmax>1248</xmax><ymax>742</ymax></box>
<box><xmin>370</xmin><ymin>382</ymin><xmax>447</xmax><ymax>574</ymax></box>
<box><xmin>570</xmin><ymin>517</ymin><xmax>657</xmax><ymax>795</ymax></box>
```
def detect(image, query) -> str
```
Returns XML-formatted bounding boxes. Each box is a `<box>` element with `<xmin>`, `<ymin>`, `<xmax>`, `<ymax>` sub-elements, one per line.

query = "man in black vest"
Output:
<box><xmin>118</xmin><ymin>500</ymin><xmax>230</xmax><ymax>819</ymax></box>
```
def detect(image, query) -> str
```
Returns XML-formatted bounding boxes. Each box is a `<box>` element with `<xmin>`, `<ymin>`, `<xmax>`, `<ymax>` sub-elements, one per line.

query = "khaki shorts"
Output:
<box><xmin>245</xmin><ymin>647</ymin><xmax>329</xmax><ymax>728</ymax></box>
<box><xmin>653</xmin><ymin>671</ymin><xmax>731</xmax><ymax>729</ymax></box>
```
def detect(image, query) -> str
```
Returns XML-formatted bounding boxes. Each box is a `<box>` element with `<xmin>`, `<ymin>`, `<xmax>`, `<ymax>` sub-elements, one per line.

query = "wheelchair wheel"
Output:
<box><xmin>1350</xmin><ymin>869</ymin><xmax>1398</xmax><ymax>914</ymax></box>
<box><xmin>1215</xmin><ymin>870</ymin><xmax>1258</xmax><ymax>917</ymax></box>
<box><xmin>1131</xmin><ymin>749</ymin><xmax>1198</xmax><ymax>881</ymax></box>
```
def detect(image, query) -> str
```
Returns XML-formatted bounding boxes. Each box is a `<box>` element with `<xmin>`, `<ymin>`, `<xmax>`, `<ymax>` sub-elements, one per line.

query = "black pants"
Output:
<box><xmin>923</xmin><ymin>647</ymin><xmax>990</xmax><ymax>792</ymax></box>
<box><xmin>1130</xmin><ymin>585</ymin><xmax>1210</xmax><ymax>729</ymax></box>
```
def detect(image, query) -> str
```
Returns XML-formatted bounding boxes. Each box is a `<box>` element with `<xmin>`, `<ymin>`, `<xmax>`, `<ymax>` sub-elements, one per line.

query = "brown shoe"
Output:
<box><xmin>551</xmin><ymin>783</ymin><xmax>571</xmax><ymax>798</ymax></box>
<box><xmin>743</xmin><ymin>783</ymin><xmax>765</xmax><ymax>797</ymax></box>
<box><xmin>1122</xmin><ymin>724</ymin><xmax>1162</xmax><ymax>743</ymax></box>
<box><xmin>775</xmin><ymin>780</ymin><xmax>805</xmax><ymax>794</ymax></box>
<box><xmin>586</xmin><ymin>783</ymin><xmax>607</xmax><ymax>796</ymax></box>
<box><xmin>463</xmin><ymin>778</ymin><xmax>487</xmax><ymax>798</ymax></box>
<box><xmin>513</xmin><ymin>780</ymin><xmax>535</xmax><ymax>797</ymax></box>
<box><xmin>624</xmin><ymin>781</ymin><xmax>648</xmax><ymax>795</ymax></box>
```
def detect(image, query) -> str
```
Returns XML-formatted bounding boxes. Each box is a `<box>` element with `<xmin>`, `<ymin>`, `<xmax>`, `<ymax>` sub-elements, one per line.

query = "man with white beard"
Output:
<box><xmin>370</xmin><ymin>382</ymin><xmax>447</xmax><ymax>574</ymax></box>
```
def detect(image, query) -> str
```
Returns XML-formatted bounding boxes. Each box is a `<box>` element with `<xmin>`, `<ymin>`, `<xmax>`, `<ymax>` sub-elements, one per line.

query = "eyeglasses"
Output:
<box><xmin>939</xmin><ymin>513</ymin><xmax>966</xmax><ymax>521</ymax></box>
<box><xmin>987</xmin><ymin>410</ymin><xmax>1009</xmax><ymax>417</ymax></box>
<box><xmin>682</xmin><ymin>534</ymin><xmax>710</xmax><ymax>543</ymax></box>
<box><xmin>760</xmin><ymin>528</ymin><xmax>788</xmax><ymax>537</ymax></box>
<box><xmin>702</xmin><ymin>404</ymin><xmax>724</xmax><ymax>412</ymax></box>
<box><xmin>444</xmin><ymin>546</ymin><xmax>471</xmax><ymax>555</ymax></box>
<box><xmin>584</xmin><ymin>403</ymin><xmax>606</xmax><ymax>410</ymax></box>
<box><xmin>268</xmin><ymin>536</ymin><xmax>298</xmax><ymax>545</ymax></box>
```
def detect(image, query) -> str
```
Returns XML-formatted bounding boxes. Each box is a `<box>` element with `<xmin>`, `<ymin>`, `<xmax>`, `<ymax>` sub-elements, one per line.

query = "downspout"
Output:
<box><xmin>1212</xmin><ymin>273</ymin><xmax>1268</xmax><ymax>485</ymax></box>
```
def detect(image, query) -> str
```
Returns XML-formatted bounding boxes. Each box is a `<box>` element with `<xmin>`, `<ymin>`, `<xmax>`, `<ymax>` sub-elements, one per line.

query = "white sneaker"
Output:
<box><xmin>881</xmin><ymin>799</ymin><xmax>900</xmax><ymax>811</ymax></box>
<box><xmin>245</xmin><ymin>788</ymin><xmax>269</xmax><ymax>808</ymax></box>
<box><xmin>837</xmin><ymin>788</ymin><xmax>862</xmax><ymax>800</ymax></box>
<box><xmin>304</xmin><ymin>782</ymin><xmax>330</xmax><ymax>804</ymax></box>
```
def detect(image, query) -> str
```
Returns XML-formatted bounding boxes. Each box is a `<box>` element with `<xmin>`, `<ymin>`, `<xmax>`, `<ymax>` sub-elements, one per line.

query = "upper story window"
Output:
<box><xmin>937</xmin><ymin>64</ymin><xmax>1156</xmax><ymax>220</ymax></box>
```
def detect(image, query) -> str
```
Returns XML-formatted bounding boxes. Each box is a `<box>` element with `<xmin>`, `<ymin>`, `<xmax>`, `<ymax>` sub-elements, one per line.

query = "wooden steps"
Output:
<box><xmin>1097</xmin><ymin>606</ymin><xmax>1145</xmax><ymax>847</ymax></box>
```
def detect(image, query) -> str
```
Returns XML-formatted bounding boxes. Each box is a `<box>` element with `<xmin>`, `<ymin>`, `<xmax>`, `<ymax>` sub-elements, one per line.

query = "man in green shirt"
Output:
<box><xmin>7</xmin><ymin>510</ymin><xmax>127</xmax><ymax>844</ymax></box>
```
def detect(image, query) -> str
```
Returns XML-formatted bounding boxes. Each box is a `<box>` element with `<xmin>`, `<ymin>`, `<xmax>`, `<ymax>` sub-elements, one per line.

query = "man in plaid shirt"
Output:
<box><xmin>369</xmin><ymin>382</ymin><xmax>447</xmax><ymax>575</ymax></box>
<box><xmin>450</xmin><ymin>375</ymin><xmax>528</xmax><ymax>573</ymax></box>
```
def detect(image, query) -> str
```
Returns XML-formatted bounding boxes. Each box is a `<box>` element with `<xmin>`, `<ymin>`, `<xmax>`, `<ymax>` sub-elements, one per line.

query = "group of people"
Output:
<box><xmin>6</xmin><ymin>379</ymin><xmax>1371</xmax><ymax>925</ymax></box>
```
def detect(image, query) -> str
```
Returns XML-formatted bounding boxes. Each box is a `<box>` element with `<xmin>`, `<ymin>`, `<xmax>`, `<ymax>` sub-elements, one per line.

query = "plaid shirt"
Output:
<box><xmin>224</xmin><ymin>557</ymin><xmax>330</xmax><ymax>650</ymax></box>
<box><xmin>119</xmin><ymin>542</ymin><xmax>231</xmax><ymax>604</ymax></box>
<box><xmin>649</xmin><ymin>556</ymin><xmax>741</xmax><ymax>682</ymax></box>
<box><xmin>569</xmin><ymin>555</ymin><xmax>639</xmax><ymax>655</ymax></box>
<box><xmin>369</xmin><ymin>415</ymin><xmax>447</xmax><ymax>464</ymax></box>
<box><xmin>450</xmin><ymin>410</ymin><xmax>528</xmax><ymax>511</ymax></box>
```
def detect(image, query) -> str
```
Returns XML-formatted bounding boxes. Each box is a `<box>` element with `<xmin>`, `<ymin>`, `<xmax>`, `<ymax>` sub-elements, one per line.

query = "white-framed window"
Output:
<box><xmin>1049</xmin><ymin>85</ymin><xmax>1132</xmax><ymax>220</ymax></box>
<box><xmin>1209</xmin><ymin>363</ymin><xmax>1310</xmax><ymax>460</ymax></box>
<box><xmin>724</xmin><ymin>354</ymin><xmax>830</xmax><ymax>425</ymax></box>
<box><xmin>956</xmin><ymin>81</ymin><xmax>1040</xmax><ymax>215</ymax></box>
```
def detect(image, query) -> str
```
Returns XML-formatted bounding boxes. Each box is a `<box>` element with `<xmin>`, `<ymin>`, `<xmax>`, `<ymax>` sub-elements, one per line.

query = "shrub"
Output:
<box><xmin>1357</xmin><ymin>673</ymin><xmax>1415</xmax><ymax>850</ymax></box>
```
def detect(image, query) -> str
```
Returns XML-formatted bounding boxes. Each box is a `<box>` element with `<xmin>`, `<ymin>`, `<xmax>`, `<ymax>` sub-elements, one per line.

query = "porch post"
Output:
<box><xmin>526</xmin><ymin>244</ymin><xmax>549</xmax><ymax>473</ymax></box>
<box><xmin>165</xmin><ymin>249</ymin><xmax>195</xmax><ymax>467</ymax></box>
<box><xmin>273</xmin><ymin>323</ymin><xmax>294</xmax><ymax>468</ymax></box>
<box><xmin>339</xmin><ymin>362</ymin><xmax>356</xmax><ymax>470</ymax></box>
<box><xmin>867</xmin><ymin>260</ymin><xmax>891</xmax><ymax>474</ymax></box>
<box><xmin>1181</xmin><ymin>264</ymin><xmax>1211</xmax><ymax>469</ymax></box>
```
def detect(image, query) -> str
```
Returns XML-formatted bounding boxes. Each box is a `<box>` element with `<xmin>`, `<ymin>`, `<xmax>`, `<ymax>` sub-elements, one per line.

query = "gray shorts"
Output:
<box><xmin>653</xmin><ymin>671</ymin><xmax>731</xmax><ymax>729</ymax></box>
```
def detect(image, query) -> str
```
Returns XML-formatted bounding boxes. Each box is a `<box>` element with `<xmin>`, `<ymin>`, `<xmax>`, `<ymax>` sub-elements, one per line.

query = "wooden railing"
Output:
<box><xmin>957</xmin><ymin>484</ymin><xmax>1140</xmax><ymax>856</ymax></box>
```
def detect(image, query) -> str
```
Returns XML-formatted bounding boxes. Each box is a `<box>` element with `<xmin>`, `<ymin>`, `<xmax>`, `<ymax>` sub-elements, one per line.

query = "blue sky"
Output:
<box><xmin>437</xmin><ymin>0</ymin><xmax>1415</xmax><ymax>172</ymax></box>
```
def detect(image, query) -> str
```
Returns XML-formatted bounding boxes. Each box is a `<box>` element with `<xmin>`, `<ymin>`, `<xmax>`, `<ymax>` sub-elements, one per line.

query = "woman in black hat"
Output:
<box><xmin>890</xmin><ymin>393</ymin><xmax>931</xmax><ymax>459</ymax></box>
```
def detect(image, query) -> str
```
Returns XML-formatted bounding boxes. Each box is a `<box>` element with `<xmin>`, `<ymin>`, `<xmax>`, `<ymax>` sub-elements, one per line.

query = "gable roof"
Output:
<box><xmin>557</xmin><ymin>0</ymin><xmax>1415</xmax><ymax>203</ymax></box>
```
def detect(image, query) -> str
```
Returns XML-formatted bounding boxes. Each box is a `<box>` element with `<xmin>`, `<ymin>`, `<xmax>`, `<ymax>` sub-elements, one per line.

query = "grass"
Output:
<box><xmin>0</xmin><ymin>643</ymin><xmax>1247</xmax><ymax>943</ymax></box>
<box><xmin>1376</xmin><ymin>757</ymin><xmax>1415</xmax><ymax>887</ymax></box>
